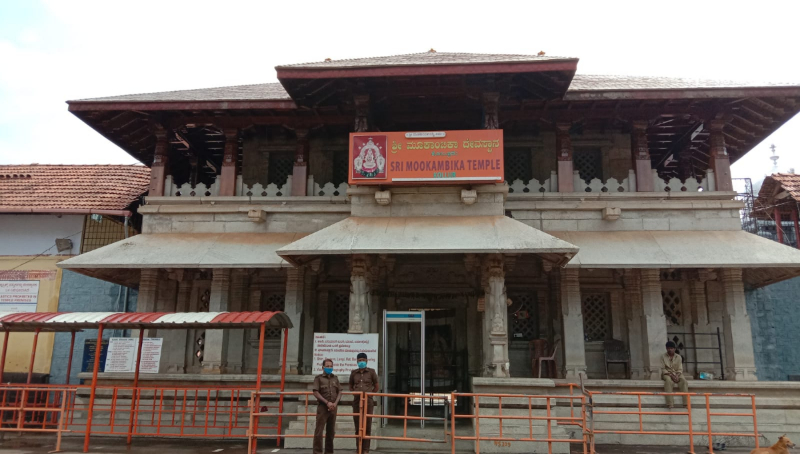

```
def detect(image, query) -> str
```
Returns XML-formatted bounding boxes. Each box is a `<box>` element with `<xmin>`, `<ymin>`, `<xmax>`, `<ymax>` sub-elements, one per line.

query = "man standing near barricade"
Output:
<box><xmin>313</xmin><ymin>358</ymin><xmax>341</xmax><ymax>454</ymax></box>
<box><xmin>662</xmin><ymin>341</ymin><xmax>689</xmax><ymax>408</ymax></box>
<box><xmin>349</xmin><ymin>352</ymin><xmax>379</xmax><ymax>454</ymax></box>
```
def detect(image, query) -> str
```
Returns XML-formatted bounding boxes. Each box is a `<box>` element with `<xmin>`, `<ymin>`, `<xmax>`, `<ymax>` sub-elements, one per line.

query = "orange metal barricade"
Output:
<box><xmin>247</xmin><ymin>390</ymin><xmax>364</xmax><ymax>454</ymax></box>
<box><xmin>585</xmin><ymin>391</ymin><xmax>760</xmax><ymax>454</ymax></box>
<box><xmin>363</xmin><ymin>392</ymin><xmax>451</xmax><ymax>444</ymax></box>
<box><xmin>0</xmin><ymin>386</ymin><xmax>71</xmax><ymax>452</ymax></box>
<box><xmin>452</xmin><ymin>392</ymin><xmax>587</xmax><ymax>454</ymax></box>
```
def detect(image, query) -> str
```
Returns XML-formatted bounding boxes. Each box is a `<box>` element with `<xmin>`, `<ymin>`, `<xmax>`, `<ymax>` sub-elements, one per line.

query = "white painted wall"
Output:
<box><xmin>0</xmin><ymin>214</ymin><xmax>84</xmax><ymax>256</ymax></box>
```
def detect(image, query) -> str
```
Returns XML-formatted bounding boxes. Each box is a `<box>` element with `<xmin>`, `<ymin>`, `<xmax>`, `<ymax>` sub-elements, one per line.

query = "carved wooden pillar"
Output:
<box><xmin>149</xmin><ymin>127</ymin><xmax>169</xmax><ymax>196</ymax></box>
<box><xmin>556</xmin><ymin>123</ymin><xmax>574</xmax><ymax>193</ymax></box>
<box><xmin>720</xmin><ymin>268</ymin><xmax>757</xmax><ymax>380</ymax></box>
<box><xmin>640</xmin><ymin>269</ymin><xmax>668</xmax><ymax>380</ymax></box>
<box><xmin>631</xmin><ymin>121</ymin><xmax>654</xmax><ymax>192</ymax></box>
<box><xmin>349</xmin><ymin>255</ymin><xmax>370</xmax><ymax>334</ymax></box>
<box><xmin>354</xmin><ymin>95</ymin><xmax>369</xmax><ymax>132</ymax></box>
<box><xmin>291</xmin><ymin>129</ymin><xmax>309</xmax><ymax>196</ymax></box>
<box><xmin>775</xmin><ymin>207</ymin><xmax>784</xmax><ymax>244</ymax></box>
<box><xmin>623</xmin><ymin>270</ymin><xmax>646</xmax><ymax>379</ymax></box>
<box><xmin>219</xmin><ymin>128</ymin><xmax>239</xmax><ymax>196</ymax></box>
<box><xmin>709</xmin><ymin>120</ymin><xmax>733</xmax><ymax>191</ymax></box>
<box><xmin>483</xmin><ymin>93</ymin><xmax>499</xmax><ymax>130</ymax></box>
<box><xmin>560</xmin><ymin>268</ymin><xmax>586</xmax><ymax>379</ymax></box>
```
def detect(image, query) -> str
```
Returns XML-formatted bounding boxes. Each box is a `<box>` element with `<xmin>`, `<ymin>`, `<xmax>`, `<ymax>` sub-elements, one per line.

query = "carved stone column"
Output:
<box><xmin>292</xmin><ymin>129</ymin><xmax>309</xmax><ymax>196</ymax></box>
<box><xmin>640</xmin><ymin>269</ymin><xmax>668</xmax><ymax>380</ymax></box>
<box><xmin>560</xmin><ymin>268</ymin><xmax>586</xmax><ymax>379</ymax></box>
<box><xmin>709</xmin><ymin>120</ymin><xmax>733</xmax><ymax>192</ymax></box>
<box><xmin>720</xmin><ymin>269</ymin><xmax>757</xmax><ymax>380</ymax></box>
<box><xmin>623</xmin><ymin>270</ymin><xmax>646</xmax><ymax>379</ymax></box>
<box><xmin>689</xmin><ymin>270</ymin><xmax>713</xmax><ymax>374</ymax></box>
<box><xmin>482</xmin><ymin>93</ymin><xmax>499</xmax><ymax>130</ymax></box>
<box><xmin>348</xmin><ymin>255</ymin><xmax>370</xmax><ymax>334</ymax></box>
<box><xmin>354</xmin><ymin>95</ymin><xmax>370</xmax><ymax>132</ymax></box>
<box><xmin>301</xmin><ymin>268</ymin><xmax>318</xmax><ymax>374</ymax></box>
<box><xmin>219</xmin><ymin>128</ymin><xmax>239</xmax><ymax>196</ymax></box>
<box><xmin>483</xmin><ymin>255</ymin><xmax>510</xmax><ymax>378</ymax></box>
<box><xmin>165</xmin><ymin>277</ymin><xmax>192</xmax><ymax>373</ymax></box>
<box><xmin>225</xmin><ymin>270</ymin><xmax>248</xmax><ymax>374</ymax></box>
<box><xmin>203</xmin><ymin>269</ymin><xmax>231</xmax><ymax>374</ymax></box>
<box><xmin>556</xmin><ymin>123</ymin><xmax>574</xmax><ymax>193</ymax></box>
<box><xmin>282</xmin><ymin>267</ymin><xmax>305</xmax><ymax>374</ymax></box>
<box><xmin>631</xmin><ymin>121</ymin><xmax>654</xmax><ymax>192</ymax></box>
<box><xmin>148</xmin><ymin>127</ymin><xmax>169</xmax><ymax>196</ymax></box>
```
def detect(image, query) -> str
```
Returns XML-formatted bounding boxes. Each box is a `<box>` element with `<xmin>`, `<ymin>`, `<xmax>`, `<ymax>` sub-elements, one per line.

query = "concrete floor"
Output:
<box><xmin>0</xmin><ymin>435</ymin><xmax>755</xmax><ymax>454</ymax></box>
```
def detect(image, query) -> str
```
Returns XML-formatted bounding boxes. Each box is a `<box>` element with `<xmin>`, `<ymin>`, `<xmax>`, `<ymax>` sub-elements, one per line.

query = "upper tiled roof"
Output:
<box><xmin>277</xmin><ymin>51</ymin><xmax>575</xmax><ymax>69</ymax></box>
<box><xmin>568</xmin><ymin>74</ymin><xmax>800</xmax><ymax>91</ymax></box>
<box><xmin>0</xmin><ymin>165</ymin><xmax>150</xmax><ymax>212</ymax></box>
<box><xmin>758</xmin><ymin>173</ymin><xmax>800</xmax><ymax>201</ymax></box>
<box><xmin>71</xmin><ymin>83</ymin><xmax>291</xmax><ymax>103</ymax></box>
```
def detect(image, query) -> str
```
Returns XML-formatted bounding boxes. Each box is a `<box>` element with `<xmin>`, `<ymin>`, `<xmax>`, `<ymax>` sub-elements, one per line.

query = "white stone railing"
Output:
<box><xmin>653</xmin><ymin>169</ymin><xmax>715</xmax><ymax>192</ymax></box>
<box><xmin>574</xmin><ymin>169</ymin><xmax>636</xmax><ymax>193</ymax></box>
<box><xmin>306</xmin><ymin>176</ymin><xmax>349</xmax><ymax>197</ymax></box>
<box><xmin>508</xmin><ymin>169</ymin><xmax>718</xmax><ymax>194</ymax></box>
<box><xmin>235</xmin><ymin>175</ymin><xmax>292</xmax><ymax>197</ymax></box>
<box><xmin>508</xmin><ymin>171</ymin><xmax>558</xmax><ymax>194</ymax></box>
<box><xmin>164</xmin><ymin>175</ymin><xmax>220</xmax><ymax>197</ymax></box>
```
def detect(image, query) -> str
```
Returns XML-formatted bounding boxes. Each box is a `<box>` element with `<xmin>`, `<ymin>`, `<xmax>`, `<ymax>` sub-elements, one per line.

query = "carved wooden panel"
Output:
<box><xmin>329</xmin><ymin>292</ymin><xmax>350</xmax><ymax>333</ymax></box>
<box><xmin>505</xmin><ymin>148</ymin><xmax>532</xmax><ymax>184</ymax></box>
<box><xmin>509</xmin><ymin>292</ymin><xmax>538</xmax><ymax>341</ymax></box>
<box><xmin>268</xmin><ymin>153</ymin><xmax>294</xmax><ymax>187</ymax></box>
<box><xmin>263</xmin><ymin>292</ymin><xmax>286</xmax><ymax>338</ymax></box>
<box><xmin>662</xmin><ymin>289</ymin><xmax>683</xmax><ymax>326</ymax></box>
<box><xmin>582</xmin><ymin>292</ymin><xmax>611</xmax><ymax>342</ymax></box>
<box><xmin>573</xmin><ymin>148</ymin><xmax>602</xmax><ymax>183</ymax></box>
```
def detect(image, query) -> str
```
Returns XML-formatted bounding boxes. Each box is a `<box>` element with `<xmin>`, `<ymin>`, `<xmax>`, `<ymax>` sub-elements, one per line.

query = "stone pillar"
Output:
<box><xmin>640</xmin><ymin>269</ymin><xmax>668</xmax><ymax>380</ymax></box>
<box><xmin>483</xmin><ymin>255</ymin><xmax>510</xmax><ymax>377</ymax></box>
<box><xmin>291</xmin><ymin>129</ymin><xmax>309</xmax><ymax>196</ymax></box>
<box><xmin>560</xmin><ymin>268</ymin><xmax>586</xmax><ymax>379</ymax></box>
<box><xmin>301</xmin><ymin>269</ymin><xmax>319</xmax><ymax>374</ymax></box>
<box><xmin>283</xmin><ymin>268</ymin><xmax>305</xmax><ymax>374</ymax></box>
<box><xmin>709</xmin><ymin>120</ymin><xmax>733</xmax><ymax>192</ymax></box>
<box><xmin>225</xmin><ymin>270</ymin><xmax>248</xmax><ymax>374</ymax></box>
<box><xmin>348</xmin><ymin>255</ymin><xmax>370</xmax><ymax>334</ymax></box>
<box><xmin>148</xmin><ymin>127</ymin><xmax>169</xmax><ymax>196</ymax></box>
<box><xmin>720</xmin><ymin>269</ymin><xmax>757</xmax><ymax>380</ymax></box>
<box><xmin>548</xmin><ymin>268</ymin><xmax>563</xmax><ymax>375</ymax></box>
<box><xmin>482</xmin><ymin>92</ymin><xmax>499</xmax><ymax>130</ymax></box>
<box><xmin>631</xmin><ymin>121</ymin><xmax>654</xmax><ymax>192</ymax></box>
<box><xmin>219</xmin><ymin>128</ymin><xmax>239</xmax><ymax>196</ymax></box>
<box><xmin>556</xmin><ymin>123</ymin><xmax>574</xmax><ymax>193</ymax></box>
<box><xmin>138</xmin><ymin>269</ymin><xmax>159</xmax><ymax>313</ymax></box>
<box><xmin>623</xmin><ymin>270</ymin><xmax>646</xmax><ymax>379</ymax></box>
<box><xmin>689</xmin><ymin>271</ymin><xmax>713</xmax><ymax>375</ymax></box>
<box><xmin>203</xmin><ymin>269</ymin><xmax>231</xmax><ymax>374</ymax></box>
<box><xmin>354</xmin><ymin>94</ymin><xmax>369</xmax><ymax>132</ymax></box>
<box><xmin>317</xmin><ymin>291</ymin><xmax>329</xmax><ymax>333</ymax></box>
<box><xmin>165</xmin><ymin>278</ymin><xmax>192</xmax><ymax>373</ymax></box>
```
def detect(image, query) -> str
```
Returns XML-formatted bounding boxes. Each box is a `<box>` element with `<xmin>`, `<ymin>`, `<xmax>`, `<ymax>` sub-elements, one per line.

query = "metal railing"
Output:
<box><xmin>0</xmin><ymin>386</ymin><xmax>71</xmax><ymax>452</ymax></box>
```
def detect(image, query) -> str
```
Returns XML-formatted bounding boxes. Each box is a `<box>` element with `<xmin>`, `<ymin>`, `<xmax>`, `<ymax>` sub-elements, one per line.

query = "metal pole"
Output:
<box><xmin>127</xmin><ymin>328</ymin><xmax>145</xmax><ymax>444</ymax></box>
<box><xmin>27</xmin><ymin>328</ymin><xmax>41</xmax><ymax>384</ymax></box>
<box><xmin>382</xmin><ymin>310</ymin><xmax>387</xmax><ymax>428</ymax></box>
<box><xmin>420</xmin><ymin>310</ymin><xmax>425</xmax><ymax>429</ymax></box>
<box><xmin>0</xmin><ymin>330</ymin><xmax>8</xmax><ymax>383</ymax></box>
<box><xmin>278</xmin><ymin>326</ymin><xmax>288</xmax><ymax>445</ymax></box>
<box><xmin>252</xmin><ymin>322</ymin><xmax>266</xmax><ymax>454</ymax></box>
<box><xmin>83</xmin><ymin>324</ymin><xmax>105</xmax><ymax>453</ymax></box>
<box><xmin>65</xmin><ymin>331</ymin><xmax>76</xmax><ymax>385</ymax></box>
<box><xmin>716</xmin><ymin>328</ymin><xmax>725</xmax><ymax>381</ymax></box>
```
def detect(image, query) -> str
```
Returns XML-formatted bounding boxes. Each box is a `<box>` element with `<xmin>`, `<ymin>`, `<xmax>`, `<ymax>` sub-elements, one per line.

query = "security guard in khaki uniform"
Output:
<box><xmin>312</xmin><ymin>358</ymin><xmax>341</xmax><ymax>454</ymax></box>
<box><xmin>349</xmin><ymin>352</ymin><xmax>379</xmax><ymax>454</ymax></box>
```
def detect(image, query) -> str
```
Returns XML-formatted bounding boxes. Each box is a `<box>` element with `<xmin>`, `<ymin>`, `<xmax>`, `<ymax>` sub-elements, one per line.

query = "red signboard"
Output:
<box><xmin>348</xmin><ymin>130</ymin><xmax>504</xmax><ymax>185</ymax></box>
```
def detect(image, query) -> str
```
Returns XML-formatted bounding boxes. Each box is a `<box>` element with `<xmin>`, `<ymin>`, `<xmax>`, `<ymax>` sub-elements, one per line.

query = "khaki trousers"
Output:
<box><xmin>352</xmin><ymin>398</ymin><xmax>375</xmax><ymax>453</ymax></box>
<box><xmin>663</xmin><ymin>376</ymin><xmax>689</xmax><ymax>407</ymax></box>
<box><xmin>314</xmin><ymin>404</ymin><xmax>337</xmax><ymax>454</ymax></box>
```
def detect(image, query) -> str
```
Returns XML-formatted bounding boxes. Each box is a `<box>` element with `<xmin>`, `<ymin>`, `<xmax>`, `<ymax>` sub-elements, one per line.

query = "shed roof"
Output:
<box><xmin>0</xmin><ymin>311</ymin><xmax>292</xmax><ymax>331</ymax></box>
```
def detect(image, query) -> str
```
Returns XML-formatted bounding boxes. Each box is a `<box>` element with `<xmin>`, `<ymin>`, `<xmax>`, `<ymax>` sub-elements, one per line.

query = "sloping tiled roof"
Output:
<box><xmin>758</xmin><ymin>173</ymin><xmax>800</xmax><ymax>201</ymax></box>
<box><xmin>568</xmin><ymin>74</ymin><xmax>800</xmax><ymax>92</ymax></box>
<box><xmin>277</xmin><ymin>51</ymin><xmax>575</xmax><ymax>69</ymax></box>
<box><xmin>71</xmin><ymin>82</ymin><xmax>291</xmax><ymax>103</ymax></box>
<box><xmin>0</xmin><ymin>165</ymin><xmax>150</xmax><ymax>212</ymax></box>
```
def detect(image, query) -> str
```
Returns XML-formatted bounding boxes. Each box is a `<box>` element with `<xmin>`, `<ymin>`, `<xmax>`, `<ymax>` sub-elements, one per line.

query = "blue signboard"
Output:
<box><xmin>81</xmin><ymin>339</ymin><xmax>109</xmax><ymax>373</ymax></box>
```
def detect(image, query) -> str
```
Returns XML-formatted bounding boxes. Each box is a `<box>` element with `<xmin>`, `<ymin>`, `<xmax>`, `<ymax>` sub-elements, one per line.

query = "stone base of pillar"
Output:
<box><xmin>628</xmin><ymin>368</ymin><xmax>646</xmax><ymax>380</ymax></box>
<box><xmin>489</xmin><ymin>336</ymin><xmax>510</xmax><ymax>378</ymax></box>
<box><xmin>166</xmin><ymin>364</ymin><xmax>186</xmax><ymax>374</ymax></box>
<box><xmin>201</xmin><ymin>362</ymin><xmax>226</xmax><ymax>374</ymax></box>
<box><xmin>643</xmin><ymin>368</ymin><xmax>662</xmax><ymax>381</ymax></box>
<box><xmin>726</xmin><ymin>368</ymin><xmax>758</xmax><ymax>381</ymax></box>
<box><xmin>563</xmin><ymin>367</ymin><xmax>586</xmax><ymax>381</ymax></box>
<box><xmin>226</xmin><ymin>363</ymin><xmax>243</xmax><ymax>374</ymax></box>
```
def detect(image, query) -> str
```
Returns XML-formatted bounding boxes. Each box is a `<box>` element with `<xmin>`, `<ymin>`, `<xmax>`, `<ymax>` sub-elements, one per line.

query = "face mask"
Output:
<box><xmin>323</xmin><ymin>367</ymin><xmax>333</xmax><ymax>375</ymax></box>
<box><xmin>358</xmin><ymin>361</ymin><xmax>367</xmax><ymax>369</ymax></box>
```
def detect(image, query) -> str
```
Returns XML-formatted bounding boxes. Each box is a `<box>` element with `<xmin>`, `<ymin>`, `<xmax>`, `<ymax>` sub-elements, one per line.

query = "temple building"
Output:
<box><xmin>59</xmin><ymin>51</ymin><xmax>800</xmax><ymax>398</ymax></box>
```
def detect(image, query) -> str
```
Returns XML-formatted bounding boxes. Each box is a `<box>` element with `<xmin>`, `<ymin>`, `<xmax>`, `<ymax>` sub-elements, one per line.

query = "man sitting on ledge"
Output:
<box><xmin>662</xmin><ymin>341</ymin><xmax>689</xmax><ymax>408</ymax></box>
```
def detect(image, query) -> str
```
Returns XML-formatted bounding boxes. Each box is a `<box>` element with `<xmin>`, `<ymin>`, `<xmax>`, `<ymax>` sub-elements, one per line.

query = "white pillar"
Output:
<box><xmin>348</xmin><ymin>256</ymin><xmax>370</xmax><ymax>334</ymax></box>
<box><xmin>485</xmin><ymin>255</ymin><xmax>510</xmax><ymax>378</ymax></box>
<box><xmin>203</xmin><ymin>269</ymin><xmax>230</xmax><ymax>373</ymax></box>
<box><xmin>225</xmin><ymin>271</ymin><xmax>247</xmax><ymax>374</ymax></box>
<box><xmin>135</xmin><ymin>269</ymin><xmax>159</xmax><ymax>340</ymax></box>
<box><xmin>301</xmin><ymin>270</ymin><xmax>317</xmax><ymax>374</ymax></box>
<box><xmin>560</xmin><ymin>268</ymin><xmax>587</xmax><ymax>379</ymax></box>
<box><xmin>165</xmin><ymin>279</ymin><xmax>192</xmax><ymax>373</ymax></box>
<box><xmin>690</xmin><ymin>271</ymin><xmax>713</xmax><ymax>376</ymax></box>
<box><xmin>720</xmin><ymin>269</ymin><xmax>758</xmax><ymax>381</ymax></box>
<box><xmin>283</xmin><ymin>267</ymin><xmax>304</xmax><ymax>374</ymax></box>
<box><xmin>640</xmin><ymin>269</ymin><xmax>668</xmax><ymax>380</ymax></box>
<box><xmin>623</xmin><ymin>270</ymin><xmax>646</xmax><ymax>379</ymax></box>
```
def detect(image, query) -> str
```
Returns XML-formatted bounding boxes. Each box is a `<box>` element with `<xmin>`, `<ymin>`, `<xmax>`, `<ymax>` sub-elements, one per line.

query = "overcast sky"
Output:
<box><xmin>1</xmin><ymin>0</ymin><xmax>798</xmax><ymax>184</ymax></box>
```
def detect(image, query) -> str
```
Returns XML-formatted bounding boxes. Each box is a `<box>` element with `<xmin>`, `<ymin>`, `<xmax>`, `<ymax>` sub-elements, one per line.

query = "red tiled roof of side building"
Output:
<box><xmin>0</xmin><ymin>164</ymin><xmax>150</xmax><ymax>213</ymax></box>
<box><xmin>758</xmin><ymin>173</ymin><xmax>800</xmax><ymax>201</ymax></box>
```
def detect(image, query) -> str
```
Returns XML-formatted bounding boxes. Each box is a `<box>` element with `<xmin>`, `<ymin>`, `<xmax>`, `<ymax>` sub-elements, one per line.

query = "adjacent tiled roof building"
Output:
<box><xmin>0</xmin><ymin>165</ymin><xmax>150</xmax><ymax>213</ymax></box>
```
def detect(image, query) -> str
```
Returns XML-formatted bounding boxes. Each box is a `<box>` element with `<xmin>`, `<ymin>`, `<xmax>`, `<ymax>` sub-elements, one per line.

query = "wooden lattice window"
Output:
<box><xmin>328</xmin><ymin>293</ymin><xmax>350</xmax><ymax>333</ymax></box>
<box><xmin>332</xmin><ymin>150</ymin><xmax>350</xmax><ymax>186</ymax></box>
<box><xmin>662</xmin><ymin>289</ymin><xmax>683</xmax><ymax>326</ymax></box>
<box><xmin>573</xmin><ymin>148</ymin><xmax>602</xmax><ymax>183</ymax></box>
<box><xmin>509</xmin><ymin>293</ymin><xmax>538</xmax><ymax>341</ymax></box>
<box><xmin>268</xmin><ymin>153</ymin><xmax>294</xmax><ymax>186</ymax></box>
<box><xmin>582</xmin><ymin>293</ymin><xmax>611</xmax><ymax>342</ymax></box>
<box><xmin>262</xmin><ymin>292</ymin><xmax>286</xmax><ymax>338</ymax></box>
<box><xmin>81</xmin><ymin>215</ymin><xmax>137</xmax><ymax>253</ymax></box>
<box><xmin>505</xmin><ymin>148</ymin><xmax>532</xmax><ymax>183</ymax></box>
<box><xmin>661</xmin><ymin>270</ymin><xmax>682</xmax><ymax>281</ymax></box>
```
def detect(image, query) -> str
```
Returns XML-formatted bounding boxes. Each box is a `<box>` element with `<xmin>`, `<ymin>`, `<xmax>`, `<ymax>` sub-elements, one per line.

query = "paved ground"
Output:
<box><xmin>0</xmin><ymin>435</ymin><xmax>755</xmax><ymax>454</ymax></box>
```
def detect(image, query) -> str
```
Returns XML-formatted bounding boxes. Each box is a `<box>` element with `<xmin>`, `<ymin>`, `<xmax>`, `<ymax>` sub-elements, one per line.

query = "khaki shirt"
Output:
<box><xmin>313</xmin><ymin>373</ymin><xmax>341</xmax><ymax>404</ymax></box>
<box><xmin>661</xmin><ymin>353</ymin><xmax>684</xmax><ymax>377</ymax></box>
<box><xmin>349</xmin><ymin>367</ymin><xmax>379</xmax><ymax>393</ymax></box>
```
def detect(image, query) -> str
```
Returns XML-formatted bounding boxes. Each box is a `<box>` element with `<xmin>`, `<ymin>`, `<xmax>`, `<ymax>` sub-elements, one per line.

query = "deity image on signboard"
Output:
<box><xmin>352</xmin><ymin>136</ymin><xmax>387</xmax><ymax>179</ymax></box>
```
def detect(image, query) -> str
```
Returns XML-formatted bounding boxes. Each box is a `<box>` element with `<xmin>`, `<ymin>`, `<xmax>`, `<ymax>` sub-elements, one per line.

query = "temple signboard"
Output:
<box><xmin>349</xmin><ymin>130</ymin><xmax>504</xmax><ymax>185</ymax></box>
